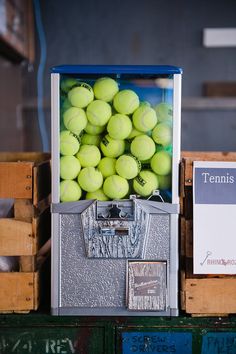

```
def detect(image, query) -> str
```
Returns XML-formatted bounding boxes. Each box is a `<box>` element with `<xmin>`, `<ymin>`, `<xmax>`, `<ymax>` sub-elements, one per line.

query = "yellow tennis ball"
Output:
<box><xmin>85</xmin><ymin>122</ymin><xmax>105</xmax><ymax>135</ymax></box>
<box><xmin>86</xmin><ymin>188</ymin><xmax>109</xmax><ymax>201</ymax></box>
<box><xmin>152</xmin><ymin>122</ymin><xmax>172</xmax><ymax>146</ymax></box>
<box><xmin>107</xmin><ymin>114</ymin><xmax>132</xmax><ymax>139</ymax></box>
<box><xmin>154</xmin><ymin>102</ymin><xmax>173</xmax><ymax>122</ymax></box>
<box><xmin>140</xmin><ymin>101</ymin><xmax>151</xmax><ymax>107</ymax></box>
<box><xmin>60</xmin><ymin>180</ymin><xmax>82</xmax><ymax>202</ymax></box>
<box><xmin>133</xmin><ymin>170</ymin><xmax>159</xmax><ymax>197</ymax></box>
<box><xmin>151</xmin><ymin>151</ymin><xmax>172</xmax><ymax>175</ymax></box>
<box><xmin>76</xmin><ymin>145</ymin><xmax>101</xmax><ymax>167</ymax></box>
<box><xmin>93</xmin><ymin>77</ymin><xmax>119</xmax><ymax>102</ymax></box>
<box><xmin>113</xmin><ymin>89</ymin><xmax>140</xmax><ymax>115</ymax></box>
<box><xmin>86</xmin><ymin>100</ymin><xmax>112</xmax><ymax>126</ymax></box>
<box><xmin>60</xmin><ymin>78</ymin><xmax>77</xmax><ymax>93</ymax></box>
<box><xmin>132</xmin><ymin>105</ymin><xmax>157</xmax><ymax>132</ymax></box>
<box><xmin>115</xmin><ymin>154</ymin><xmax>141</xmax><ymax>179</ymax></box>
<box><xmin>103</xmin><ymin>175</ymin><xmax>129</xmax><ymax>199</ymax></box>
<box><xmin>68</xmin><ymin>83</ymin><xmax>94</xmax><ymax>108</ymax></box>
<box><xmin>130</xmin><ymin>135</ymin><xmax>155</xmax><ymax>161</ymax></box>
<box><xmin>157</xmin><ymin>174</ymin><xmax>172</xmax><ymax>190</ymax></box>
<box><xmin>60</xmin><ymin>130</ymin><xmax>80</xmax><ymax>156</ymax></box>
<box><xmin>78</xmin><ymin>167</ymin><xmax>103</xmax><ymax>192</ymax></box>
<box><xmin>60</xmin><ymin>155</ymin><xmax>81</xmax><ymax>180</ymax></box>
<box><xmin>100</xmin><ymin>135</ymin><xmax>125</xmax><ymax>158</ymax></box>
<box><xmin>81</xmin><ymin>133</ymin><xmax>102</xmax><ymax>147</ymax></box>
<box><xmin>63</xmin><ymin>107</ymin><xmax>87</xmax><ymax>135</ymax></box>
<box><xmin>98</xmin><ymin>157</ymin><xmax>116</xmax><ymax>177</ymax></box>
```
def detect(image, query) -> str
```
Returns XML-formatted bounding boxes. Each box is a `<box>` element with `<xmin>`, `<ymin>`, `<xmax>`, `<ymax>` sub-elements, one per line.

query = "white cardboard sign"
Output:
<box><xmin>193</xmin><ymin>161</ymin><xmax>236</xmax><ymax>274</ymax></box>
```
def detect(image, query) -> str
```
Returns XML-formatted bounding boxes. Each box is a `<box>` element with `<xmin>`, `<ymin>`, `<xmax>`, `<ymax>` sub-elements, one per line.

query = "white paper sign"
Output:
<box><xmin>193</xmin><ymin>161</ymin><xmax>236</xmax><ymax>274</ymax></box>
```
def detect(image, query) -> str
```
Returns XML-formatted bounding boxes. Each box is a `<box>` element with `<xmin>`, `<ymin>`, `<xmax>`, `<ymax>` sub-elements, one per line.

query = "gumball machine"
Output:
<box><xmin>51</xmin><ymin>65</ymin><xmax>182</xmax><ymax>316</ymax></box>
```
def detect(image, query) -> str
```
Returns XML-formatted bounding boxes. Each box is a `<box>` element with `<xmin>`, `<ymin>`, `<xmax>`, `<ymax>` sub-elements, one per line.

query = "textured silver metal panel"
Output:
<box><xmin>60</xmin><ymin>214</ymin><xmax>126</xmax><ymax>307</ymax></box>
<box><xmin>145</xmin><ymin>214</ymin><xmax>170</xmax><ymax>260</ymax></box>
<box><xmin>60</xmin><ymin>212</ymin><xmax>170</xmax><ymax>309</ymax></box>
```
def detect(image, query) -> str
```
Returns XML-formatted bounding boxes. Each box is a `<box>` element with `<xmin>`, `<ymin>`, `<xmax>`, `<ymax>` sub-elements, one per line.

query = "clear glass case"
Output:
<box><xmin>56</xmin><ymin>68</ymin><xmax>179</xmax><ymax>205</ymax></box>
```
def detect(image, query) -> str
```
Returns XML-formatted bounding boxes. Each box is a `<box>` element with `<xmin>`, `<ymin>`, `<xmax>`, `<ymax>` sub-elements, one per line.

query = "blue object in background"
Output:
<box><xmin>33</xmin><ymin>0</ymin><xmax>49</xmax><ymax>152</ymax></box>
<box><xmin>202</xmin><ymin>332</ymin><xmax>236</xmax><ymax>354</ymax></box>
<box><xmin>122</xmin><ymin>332</ymin><xmax>192</xmax><ymax>354</ymax></box>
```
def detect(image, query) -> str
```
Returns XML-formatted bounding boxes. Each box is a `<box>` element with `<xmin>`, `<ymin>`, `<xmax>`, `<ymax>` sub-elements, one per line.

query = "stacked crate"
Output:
<box><xmin>180</xmin><ymin>151</ymin><xmax>236</xmax><ymax>316</ymax></box>
<box><xmin>0</xmin><ymin>152</ymin><xmax>51</xmax><ymax>313</ymax></box>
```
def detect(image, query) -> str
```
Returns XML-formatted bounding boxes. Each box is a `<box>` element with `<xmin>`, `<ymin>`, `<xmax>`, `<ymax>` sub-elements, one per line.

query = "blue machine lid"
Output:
<box><xmin>51</xmin><ymin>65</ymin><xmax>182</xmax><ymax>75</ymax></box>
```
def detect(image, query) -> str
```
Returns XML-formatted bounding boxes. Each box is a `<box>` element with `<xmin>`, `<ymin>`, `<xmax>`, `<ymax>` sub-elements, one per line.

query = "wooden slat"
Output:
<box><xmin>14</xmin><ymin>199</ymin><xmax>34</xmax><ymax>222</ymax></box>
<box><xmin>181</xmin><ymin>152</ymin><xmax>236</xmax><ymax>187</ymax></box>
<box><xmin>0</xmin><ymin>162</ymin><xmax>33</xmax><ymax>199</ymax></box>
<box><xmin>181</xmin><ymin>187</ymin><xmax>193</xmax><ymax>220</ymax></box>
<box><xmin>33</xmin><ymin>160</ymin><xmax>51</xmax><ymax>206</ymax></box>
<box><xmin>180</xmin><ymin>272</ymin><xmax>186</xmax><ymax>311</ymax></box>
<box><xmin>0</xmin><ymin>152</ymin><xmax>50</xmax><ymax>163</ymax></box>
<box><xmin>0</xmin><ymin>152</ymin><xmax>50</xmax><ymax>202</ymax></box>
<box><xmin>0</xmin><ymin>219</ymin><xmax>34</xmax><ymax>256</ymax></box>
<box><xmin>180</xmin><ymin>217</ymin><xmax>186</xmax><ymax>257</ymax></box>
<box><xmin>204</xmin><ymin>82</ymin><xmax>236</xmax><ymax>97</ymax></box>
<box><xmin>185</xmin><ymin>278</ymin><xmax>236</xmax><ymax>315</ymax></box>
<box><xmin>185</xmin><ymin>219</ymin><xmax>193</xmax><ymax>258</ymax></box>
<box><xmin>19</xmin><ymin>256</ymin><xmax>36</xmax><ymax>272</ymax></box>
<box><xmin>0</xmin><ymin>272</ymin><xmax>39</xmax><ymax>312</ymax></box>
<box><xmin>27</xmin><ymin>0</ymin><xmax>35</xmax><ymax>63</ymax></box>
<box><xmin>14</xmin><ymin>196</ymin><xmax>51</xmax><ymax>221</ymax></box>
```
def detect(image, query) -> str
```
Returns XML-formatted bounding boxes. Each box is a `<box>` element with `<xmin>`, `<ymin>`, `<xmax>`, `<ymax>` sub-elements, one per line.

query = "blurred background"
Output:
<box><xmin>0</xmin><ymin>0</ymin><xmax>236</xmax><ymax>152</ymax></box>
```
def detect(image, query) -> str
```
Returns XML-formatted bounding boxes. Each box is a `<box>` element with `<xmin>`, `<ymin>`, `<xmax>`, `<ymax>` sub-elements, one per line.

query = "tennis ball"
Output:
<box><xmin>86</xmin><ymin>100</ymin><xmax>112</xmax><ymax>126</ymax></box>
<box><xmin>93</xmin><ymin>77</ymin><xmax>119</xmax><ymax>102</ymax></box>
<box><xmin>63</xmin><ymin>107</ymin><xmax>87</xmax><ymax>135</ymax></box>
<box><xmin>85</xmin><ymin>122</ymin><xmax>105</xmax><ymax>135</ymax></box>
<box><xmin>76</xmin><ymin>145</ymin><xmax>101</xmax><ymax>167</ymax></box>
<box><xmin>132</xmin><ymin>106</ymin><xmax>157</xmax><ymax>132</ymax></box>
<box><xmin>157</xmin><ymin>174</ymin><xmax>172</xmax><ymax>190</ymax></box>
<box><xmin>127</xmin><ymin>128</ymin><xmax>142</xmax><ymax>140</ymax></box>
<box><xmin>107</xmin><ymin>114</ymin><xmax>132</xmax><ymax>139</ymax></box>
<box><xmin>60</xmin><ymin>78</ymin><xmax>77</xmax><ymax>93</ymax></box>
<box><xmin>151</xmin><ymin>151</ymin><xmax>172</xmax><ymax>175</ymax></box>
<box><xmin>140</xmin><ymin>101</ymin><xmax>151</xmax><ymax>107</ymax></box>
<box><xmin>78</xmin><ymin>167</ymin><xmax>103</xmax><ymax>192</ymax></box>
<box><xmin>154</xmin><ymin>102</ymin><xmax>173</xmax><ymax>122</ymax></box>
<box><xmin>68</xmin><ymin>83</ymin><xmax>94</xmax><ymax>108</ymax></box>
<box><xmin>103</xmin><ymin>175</ymin><xmax>129</xmax><ymax>199</ymax></box>
<box><xmin>60</xmin><ymin>180</ymin><xmax>82</xmax><ymax>202</ymax></box>
<box><xmin>98</xmin><ymin>157</ymin><xmax>116</xmax><ymax>177</ymax></box>
<box><xmin>130</xmin><ymin>135</ymin><xmax>155</xmax><ymax>161</ymax></box>
<box><xmin>100</xmin><ymin>135</ymin><xmax>125</xmax><ymax>158</ymax></box>
<box><xmin>133</xmin><ymin>170</ymin><xmax>159</xmax><ymax>197</ymax></box>
<box><xmin>81</xmin><ymin>133</ymin><xmax>102</xmax><ymax>147</ymax></box>
<box><xmin>115</xmin><ymin>154</ymin><xmax>141</xmax><ymax>179</ymax></box>
<box><xmin>113</xmin><ymin>89</ymin><xmax>140</xmax><ymax>115</ymax></box>
<box><xmin>152</xmin><ymin>122</ymin><xmax>172</xmax><ymax>146</ymax></box>
<box><xmin>60</xmin><ymin>155</ymin><xmax>81</xmax><ymax>180</ymax></box>
<box><xmin>60</xmin><ymin>130</ymin><xmax>80</xmax><ymax>156</ymax></box>
<box><xmin>86</xmin><ymin>188</ymin><xmax>109</xmax><ymax>201</ymax></box>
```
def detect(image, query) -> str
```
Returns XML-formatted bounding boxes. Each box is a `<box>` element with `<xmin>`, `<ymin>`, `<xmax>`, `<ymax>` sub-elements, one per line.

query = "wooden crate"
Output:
<box><xmin>180</xmin><ymin>151</ymin><xmax>236</xmax><ymax>316</ymax></box>
<box><xmin>0</xmin><ymin>152</ymin><xmax>51</xmax><ymax>313</ymax></box>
